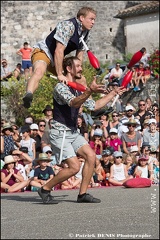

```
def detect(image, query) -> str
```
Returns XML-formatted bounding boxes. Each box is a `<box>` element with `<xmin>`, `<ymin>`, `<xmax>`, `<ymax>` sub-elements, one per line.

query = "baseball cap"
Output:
<box><xmin>21</xmin><ymin>125</ymin><xmax>30</xmax><ymax>133</ymax></box>
<box><xmin>43</xmin><ymin>146</ymin><xmax>52</xmax><ymax>153</ymax></box>
<box><xmin>30</xmin><ymin>123</ymin><xmax>39</xmax><ymax>130</ymax></box>
<box><xmin>148</xmin><ymin>119</ymin><xmax>157</xmax><ymax>125</ymax></box>
<box><xmin>109</xmin><ymin>128</ymin><xmax>118</xmax><ymax>134</ymax></box>
<box><xmin>102</xmin><ymin>149</ymin><xmax>112</xmax><ymax>156</ymax></box>
<box><xmin>113</xmin><ymin>151</ymin><xmax>123</xmax><ymax>158</ymax></box>
<box><xmin>125</xmin><ymin>105</ymin><xmax>134</xmax><ymax>111</ymax></box>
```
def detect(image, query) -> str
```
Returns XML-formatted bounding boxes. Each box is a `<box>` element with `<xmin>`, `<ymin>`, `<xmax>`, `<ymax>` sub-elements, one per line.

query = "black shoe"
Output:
<box><xmin>23</xmin><ymin>92</ymin><xmax>33</xmax><ymax>108</ymax></box>
<box><xmin>77</xmin><ymin>193</ymin><xmax>101</xmax><ymax>203</ymax></box>
<box><xmin>38</xmin><ymin>187</ymin><xmax>58</xmax><ymax>204</ymax></box>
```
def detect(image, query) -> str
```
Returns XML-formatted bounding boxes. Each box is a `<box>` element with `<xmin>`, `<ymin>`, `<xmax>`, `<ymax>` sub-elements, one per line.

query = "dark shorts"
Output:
<box><xmin>22</xmin><ymin>60</ymin><xmax>32</xmax><ymax>69</ymax></box>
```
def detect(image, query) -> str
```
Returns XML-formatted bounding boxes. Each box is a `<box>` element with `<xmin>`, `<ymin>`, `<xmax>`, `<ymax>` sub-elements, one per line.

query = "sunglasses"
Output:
<box><xmin>128</xmin><ymin>124</ymin><xmax>136</xmax><ymax>127</ymax></box>
<box><xmin>112</xmin><ymin>115</ymin><xmax>118</xmax><ymax>117</ymax></box>
<box><xmin>139</xmin><ymin>104</ymin><xmax>145</xmax><ymax>106</ymax></box>
<box><xmin>46</xmin><ymin>151</ymin><xmax>52</xmax><ymax>154</ymax></box>
<box><xmin>115</xmin><ymin>156</ymin><xmax>122</xmax><ymax>159</ymax></box>
<box><xmin>126</xmin><ymin>110</ymin><xmax>133</xmax><ymax>112</ymax></box>
<box><xmin>39</xmin><ymin>125</ymin><xmax>46</xmax><ymax>127</ymax></box>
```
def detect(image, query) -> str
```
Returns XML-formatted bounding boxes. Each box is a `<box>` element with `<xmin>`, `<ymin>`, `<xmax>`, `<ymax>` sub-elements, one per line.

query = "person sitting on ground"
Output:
<box><xmin>2</xmin><ymin>123</ymin><xmax>15</xmax><ymax>157</ymax></box>
<box><xmin>108</xmin><ymin>151</ymin><xmax>132</xmax><ymax>186</ymax></box>
<box><xmin>1</xmin><ymin>155</ymin><xmax>31</xmax><ymax>193</ymax></box>
<box><xmin>29</xmin><ymin>153</ymin><xmax>54</xmax><ymax>191</ymax></box>
<box><xmin>123</xmin><ymin>153</ymin><xmax>137</xmax><ymax>177</ymax></box>
<box><xmin>133</xmin><ymin>155</ymin><xmax>153</xmax><ymax>180</ymax></box>
<box><xmin>1</xmin><ymin>59</ymin><xmax>12</xmax><ymax>81</ymax></box>
<box><xmin>98</xmin><ymin>148</ymin><xmax>114</xmax><ymax>186</ymax></box>
<box><xmin>12</xmin><ymin>63</ymin><xmax>24</xmax><ymax>80</ymax></box>
<box><xmin>109</xmin><ymin>62</ymin><xmax>123</xmax><ymax>83</ymax></box>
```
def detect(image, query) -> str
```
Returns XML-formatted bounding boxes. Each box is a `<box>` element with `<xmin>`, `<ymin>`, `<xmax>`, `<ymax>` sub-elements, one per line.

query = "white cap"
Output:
<box><xmin>130</xmin><ymin>145</ymin><xmax>138</xmax><ymax>152</ymax></box>
<box><xmin>109</xmin><ymin>128</ymin><xmax>118</xmax><ymax>134</ymax></box>
<box><xmin>43</xmin><ymin>146</ymin><xmax>52</xmax><ymax>153</ymax></box>
<box><xmin>125</xmin><ymin>105</ymin><xmax>134</xmax><ymax>111</ymax></box>
<box><xmin>30</xmin><ymin>123</ymin><xmax>39</xmax><ymax>130</ymax></box>
<box><xmin>148</xmin><ymin>118</ymin><xmax>157</xmax><ymax>125</ymax></box>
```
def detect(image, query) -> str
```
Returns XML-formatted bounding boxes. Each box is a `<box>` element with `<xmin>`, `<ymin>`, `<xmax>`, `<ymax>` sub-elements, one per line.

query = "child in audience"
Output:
<box><xmin>29</xmin><ymin>153</ymin><xmax>54</xmax><ymax>191</ymax></box>
<box><xmin>134</xmin><ymin>155</ymin><xmax>153</xmax><ymax>180</ymax></box>
<box><xmin>123</xmin><ymin>153</ymin><xmax>137</xmax><ymax>176</ymax></box>
<box><xmin>105</xmin><ymin>128</ymin><xmax>122</xmax><ymax>151</ymax></box>
<box><xmin>109</xmin><ymin>151</ymin><xmax>132</xmax><ymax>186</ymax></box>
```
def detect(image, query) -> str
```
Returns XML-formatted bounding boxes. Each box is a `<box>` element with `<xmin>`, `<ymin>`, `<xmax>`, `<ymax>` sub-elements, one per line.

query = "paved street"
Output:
<box><xmin>1</xmin><ymin>185</ymin><xmax>159</xmax><ymax>239</ymax></box>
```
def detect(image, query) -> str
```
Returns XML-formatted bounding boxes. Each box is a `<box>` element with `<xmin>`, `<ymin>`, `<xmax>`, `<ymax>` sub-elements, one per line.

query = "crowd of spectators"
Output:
<box><xmin>1</xmin><ymin>97</ymin><xmax>159</xmax><ymax>193</ymax></box>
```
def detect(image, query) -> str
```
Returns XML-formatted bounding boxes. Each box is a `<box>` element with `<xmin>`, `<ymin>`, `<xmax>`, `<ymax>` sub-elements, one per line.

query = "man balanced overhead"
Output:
<box><xmin>23</xmin><ymin>6</ymin><xmax>97</xmax><ymax>108</ymax></box>
<box><xmin>37</xmin><ymin>56</ymin><xmax>126</xmax><ymax>204</ymax></box>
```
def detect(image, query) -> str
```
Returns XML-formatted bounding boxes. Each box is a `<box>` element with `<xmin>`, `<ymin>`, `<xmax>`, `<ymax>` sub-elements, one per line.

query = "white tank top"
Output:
<box><xmin>113</xmin><ymin>163</ymin><xmax>125</xmax><ymax>181</ymax></box>
<box><xmin>137</xmin><ymin>165</ymin><xmax>148</xmax><ymax>178</ymax></box>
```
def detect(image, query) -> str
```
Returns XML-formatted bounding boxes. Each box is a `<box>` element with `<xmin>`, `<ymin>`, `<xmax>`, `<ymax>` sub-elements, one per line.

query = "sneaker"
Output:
<box><xmin>137</xmin><ymin>87</ymin><xmax>141</xmax><ymax>91</ymax></box>
<box><xmin>77</xmin><ymin>193</ymin><xmax>101</xmax><ymax>203</ymax></box>
<box><xmin>38</xmin><ymin>187</ymin><xmax>58</xmax><ymax>204</ymax></box>
<box><xmin>23</xmin><ymin>92</ymin><xmax>33</xmax><ymax>108</ymax></box>
<box><xmin>130</xmin><ymin>84</ymin><xmax>134</xmax><ymax>89</ymax></box>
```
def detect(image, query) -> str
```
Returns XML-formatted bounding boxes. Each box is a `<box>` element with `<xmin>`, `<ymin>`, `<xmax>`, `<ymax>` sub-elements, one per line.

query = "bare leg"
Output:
<box><xmin>77</xmin><ymin>145</ymin><xmax>96</xmax><ymax>195</ymax></box>
<box><xmin>26</xmin><ymin>61</ymin><xmax>47</xmax><ymax>94</ymax></box>
<box><xmin>23</xmin><ymin>61</ymin><xmax>47</xmax><ymax>108</ymax></box>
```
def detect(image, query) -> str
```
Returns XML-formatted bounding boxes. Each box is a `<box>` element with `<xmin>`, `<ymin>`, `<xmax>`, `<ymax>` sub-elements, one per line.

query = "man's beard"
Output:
<box><xmin>75</xmin><ymin>73</ymin><xmax>82</xmax><ymax>79</ymax></box>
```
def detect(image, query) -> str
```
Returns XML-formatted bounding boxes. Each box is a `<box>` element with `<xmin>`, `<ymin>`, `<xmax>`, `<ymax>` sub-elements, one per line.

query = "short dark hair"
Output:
<box><xmin>63</xmin><ymin>56</ymin><xmax>80</xmax><ymax>75</ymax></box>
<box><xmin>24</xmin><ymin>42</ymin><xmax>28</xmax><ymax>45</ymax></box>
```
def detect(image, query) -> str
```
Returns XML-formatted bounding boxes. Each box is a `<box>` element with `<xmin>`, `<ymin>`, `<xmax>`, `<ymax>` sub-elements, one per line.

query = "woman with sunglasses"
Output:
<box><xmin>108</xmin><ymin>112</ymin><xmax>120</xmax><ymax>131</ymax></box>
<box><xmin>121</xmin><ymin>119</ymin><xmax>142</xmax><ymax>155</ymax></box>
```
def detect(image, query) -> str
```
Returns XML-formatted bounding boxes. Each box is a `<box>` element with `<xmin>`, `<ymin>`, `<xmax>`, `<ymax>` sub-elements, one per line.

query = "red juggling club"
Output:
<box><xmin>119</xmin><ymin>47</ymin><xmax>146</xmax><ymax>80</ymax></box>
<box><xmin>127</xmin><ymin>47</ymin><xmax>146</xmax><ymax>68</ymax></box>
<box><xmin>49</xmin><ymin>74</ymin><xmax>86</xmax><ymax>92</ymax></box>
<box><xmin>111</xmin><ymin>70</ymin><xmax>134</xmax><ymax>107</ymax></box>
<box><xmin>80</xmin><ymin>37</ymin><xmax>101</xmax><ymax>71</ymax></box>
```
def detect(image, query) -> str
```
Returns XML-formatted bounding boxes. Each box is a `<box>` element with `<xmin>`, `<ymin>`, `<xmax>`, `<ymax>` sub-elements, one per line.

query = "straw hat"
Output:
<box><xmin>123</xmin><ymin>119</ymin><xmax>139</xmax><ymax>126</ymax></box>
<box><xmin>4</xmin><ymin>155</ymin><xmax>16</xmax><ymax>165</ymax></box>
<box><xmin>34</xmin><ymin>153</ymin><xmax>52</xmax><ymax>163</ymax></box>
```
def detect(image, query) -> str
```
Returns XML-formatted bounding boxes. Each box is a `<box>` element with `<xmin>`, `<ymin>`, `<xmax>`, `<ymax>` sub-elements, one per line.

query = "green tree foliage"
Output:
<box><xmin>148</xmin><ymin>49</ymin><xmax>159</xmax><ymax>77</ymax></box>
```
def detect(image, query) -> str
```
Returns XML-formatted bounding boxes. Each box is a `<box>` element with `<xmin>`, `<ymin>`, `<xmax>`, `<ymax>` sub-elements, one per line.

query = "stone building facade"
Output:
<box><xmin>1</xmin><ymin>0</ymin><xmax>146</xmax><ymax>70</ymax></box>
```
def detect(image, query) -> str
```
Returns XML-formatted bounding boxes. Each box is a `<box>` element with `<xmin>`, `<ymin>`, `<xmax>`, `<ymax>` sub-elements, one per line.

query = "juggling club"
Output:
<box><xmin>49</xmin><ymin>74</ymin><xmax>86</xmax><ymax>92</ymax></box>
<box><xmin>80</xmin><ymin>37</ymin><xmax>102</xmax><ymax>73</ymax></box>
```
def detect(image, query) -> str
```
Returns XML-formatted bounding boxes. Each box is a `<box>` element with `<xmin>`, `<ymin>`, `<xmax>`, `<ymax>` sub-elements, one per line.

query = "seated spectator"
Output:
<box><xmin>12</xmin><ymin>63</ymin><xmax>24</xmax><ymax>80</ymax></box>
<box><xmin>42</xmin><ymin>105</ymin><xmax>53</xmax><ymax>132</ymax></box>
<box><xmin>145</xmin><ymin>97</ymin><xmax>153</xmax><ymax>112</ymax></box>
<box><xmin>141</xmin><ymin>65</ymin><xmax>151</xmax><ymax>86</ymax></box>
<box><xmin>89</xmin><ymin>128</ymin><xmax>104</xmax><ymax>159</ymax></box>
<box><xmin>108</xmin><ymin>151</ymin><xmax>132</xmax><ymax>186</ymax></box>
<box><xmin>109</xmin><ymin>62</ymin><xmax>123</xmax><ymax>83</ymax></box>
<box><xmin>42</xmin><ymin>145</ymin><xmax>57</xmax><ymax>168</ymax></box>
<box><xmin>77</xmin><ymin>114</ymin><xmax>89</xmax><ymax>142</ymax></box>
<box><xmin>133</xmin><ymin>62</ymin><xmax>145</xmax><ymax>91</ymax></box>
<box><xmin>1</xmin><ymin>59</ymin><xmax>12</xmax><ymax>81</ymax></box>
<box><xmin>98</xmin><ymin>149</ymin><xmax>114</xmax><ymax>186</ymax></box>
<box><xmin>121</xmin><ymin>119</ymin><xmax>142</xmax><ymax>154</ymax></box>
<box><xmin>2</xmin><ymin>123</ymin><xmax>15</xmax><ymax>157</ymax></box>
<box><xmin>123</xmin><ymin>153</ymin><xmax>137</xmax><ymax>176</ymax></box>
<box><xmin>11</xmin><ymin>148</ymin><xmax>33</xmax><ymax>178</ymax></box>
<box><xmin>105</xmin><ymin>128</ymin><xmax>122</xmax><ymax>151</ymax></box>
<box><xmin>143</xmin><ymin>119</ymin><xmax>159</xmax><ymax>153</ymax></box>
<box><xmin>29</xmin><ymin>153</ymin><xmax>54</xmax><ymax>191</ymax></box>
<box><xmin>134</xmin><ymin>155</ymin><xmax>153</xmax><ymax>180</ymax></box>
<box><xmin>11</xmin><ymin>124</ymin><xmax>21</xmax><ymax>149</ymax></box>
<box><xmin>108</xmin><ymin>111</ymin><xmax>120</xmax><ymax>130</ymax></box>
<box><xmin>19</xmin><ymin>125</ymin><xmax>36</xmax><ymax>160</ymax></box>
<box><xmin>30</xmin><ymin>123</ymin><xmax>42</xmax><ymax>158</ymax></box>
<box><xmin>1</xmin><ymin>155</ymin><xmax>30</xmax><ymax>193</ymax></box>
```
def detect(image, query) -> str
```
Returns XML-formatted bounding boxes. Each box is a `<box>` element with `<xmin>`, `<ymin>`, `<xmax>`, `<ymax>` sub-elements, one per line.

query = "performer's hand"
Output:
<box><xmin>89</xmin><ymin>76</ymin><xmax>106</xmax><ymax>93</ymax></box>
<box><xmin>57</xmin><ymin>74</ymin><xmax>68</xmax><ymax>84</ymax></box>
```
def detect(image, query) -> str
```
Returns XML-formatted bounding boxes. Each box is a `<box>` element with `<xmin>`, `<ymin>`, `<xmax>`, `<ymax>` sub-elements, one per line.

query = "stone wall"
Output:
<box><xmin>1</xmin><ymin>1</ymin><xmax>144</xmax><ymax>70</ymax></box>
